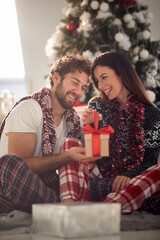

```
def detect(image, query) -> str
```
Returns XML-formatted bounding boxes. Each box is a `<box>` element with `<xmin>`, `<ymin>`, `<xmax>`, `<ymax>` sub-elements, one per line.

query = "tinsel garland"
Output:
<box><xmin>115</xmin><ymin>0</ymin><xmax>136</xmax><ymax>8</ymax></box>
<box><xmin>100</xmin><ymin>94</ymin><xmax>145</xmax><ymax>176</ymax></box>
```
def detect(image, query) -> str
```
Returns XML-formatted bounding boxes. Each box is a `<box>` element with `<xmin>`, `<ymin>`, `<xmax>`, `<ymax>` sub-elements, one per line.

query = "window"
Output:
<box><xmin>0</xmin><ymin>0</ymin><xmax>25</xmax><ymax>78</ymax></box>
<box><xmin>0</xmin><ymin>0</ymin><xmax>26</xmax><ymax>101</ymax></box>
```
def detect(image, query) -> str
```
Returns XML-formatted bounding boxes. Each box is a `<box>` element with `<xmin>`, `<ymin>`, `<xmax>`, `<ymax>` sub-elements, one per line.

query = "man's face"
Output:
<box><xmin>55</xmin><ymin>70</ymin><xmax>89</xmax><ymax>109</ymax></box>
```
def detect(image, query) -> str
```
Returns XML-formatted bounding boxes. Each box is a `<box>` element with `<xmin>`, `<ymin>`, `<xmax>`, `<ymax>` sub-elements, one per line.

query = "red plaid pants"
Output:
<box><xmin>0</xmin><ymin>154</ymin><xmax>56</xmax><ymax>213</ymax></box>
<box><xmin>59</xmin><ymin>138</ymin><xmax>160</xmax><ymax>213</ymax></box>
<box><xmin>59</xmin><ymin>138</ymin><xmax>102</xmax><ymax>201</ymax></box>
<box><xmin>103</xmin><ymin>164</ymin><xmax>160</xmax><ymax>213</ymax></box>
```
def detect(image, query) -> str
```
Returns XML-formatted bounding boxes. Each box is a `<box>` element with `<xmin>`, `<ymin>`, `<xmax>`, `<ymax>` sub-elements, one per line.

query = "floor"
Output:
<box><xmin>1</xmin><ymin>230</ymin><xmax>160</xmax><ymax>240</ymax></box>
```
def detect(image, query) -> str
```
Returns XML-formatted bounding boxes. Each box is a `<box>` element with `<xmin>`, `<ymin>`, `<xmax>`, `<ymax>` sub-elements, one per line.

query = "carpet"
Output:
<box><xmin>121</xmin><ymin>211</ymin><xmax>160</xmax><ymax>231</ymax></box>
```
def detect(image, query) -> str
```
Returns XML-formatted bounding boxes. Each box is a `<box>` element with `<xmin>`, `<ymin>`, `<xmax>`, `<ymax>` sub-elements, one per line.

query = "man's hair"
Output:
<box><xmin>49</xmin><ymin>55</ymin><xmax>91</xmax><ymax>87</ymax></box>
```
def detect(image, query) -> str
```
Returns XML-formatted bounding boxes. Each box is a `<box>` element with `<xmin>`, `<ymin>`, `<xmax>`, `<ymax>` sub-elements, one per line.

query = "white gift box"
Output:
<box><xmin>32</xmin><ymin>202</ymin><xmax>120</xmax><ymax>238</ymax></box>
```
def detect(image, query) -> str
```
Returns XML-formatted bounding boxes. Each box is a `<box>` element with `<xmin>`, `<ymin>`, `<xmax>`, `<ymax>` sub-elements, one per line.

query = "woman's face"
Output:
<box><xmin>93</xmin><ymin>65</ymin><xmax>129</xmax><ymax>104</ymax></box>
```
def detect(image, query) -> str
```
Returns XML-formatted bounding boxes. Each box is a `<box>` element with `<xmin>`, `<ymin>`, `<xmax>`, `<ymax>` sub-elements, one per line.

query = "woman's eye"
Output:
<box><xmin>102</xmin><ymin>75</ymin><xmax>107</xmax><ymax>80</ymax></box>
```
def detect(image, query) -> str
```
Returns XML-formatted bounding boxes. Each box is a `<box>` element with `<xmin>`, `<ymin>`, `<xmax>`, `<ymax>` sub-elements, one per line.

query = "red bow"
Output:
<box><xmin>82</xmin><ymin>111</ymin><xmax>114</xmax><ymax>135</ymax></box>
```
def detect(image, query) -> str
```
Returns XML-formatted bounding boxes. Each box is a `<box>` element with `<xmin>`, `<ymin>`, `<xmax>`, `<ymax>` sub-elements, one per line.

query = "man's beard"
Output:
<box><xmin>55</xmin><ymin>81</ymin><xmax>78</xmax><ymax>109</ymax></box>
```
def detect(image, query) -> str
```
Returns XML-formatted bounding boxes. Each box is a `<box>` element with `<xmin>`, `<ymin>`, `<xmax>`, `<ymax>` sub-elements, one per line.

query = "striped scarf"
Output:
<box><xmin>0</xmin><ymin>87</ymin><xmax>82</xmax><ymax>193</ymax></box>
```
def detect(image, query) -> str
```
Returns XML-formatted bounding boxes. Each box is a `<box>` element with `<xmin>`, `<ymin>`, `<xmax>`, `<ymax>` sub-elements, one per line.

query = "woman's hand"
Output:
<box><xmin>112</xmin><ymin>175</ymin><xmax>130</xmax><ymax>192</ymax></box>
<box><xmin>81</xmin><ymin>108</ymin><xmax>102</xmax><ymax>125</ymax></box>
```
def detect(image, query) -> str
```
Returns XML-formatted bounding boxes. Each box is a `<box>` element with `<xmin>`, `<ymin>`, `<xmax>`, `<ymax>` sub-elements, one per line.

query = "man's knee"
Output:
<box><xmin>0</xmin><ymin>154</ymin><xmax>24</xmax><ymax>169</ymax></box>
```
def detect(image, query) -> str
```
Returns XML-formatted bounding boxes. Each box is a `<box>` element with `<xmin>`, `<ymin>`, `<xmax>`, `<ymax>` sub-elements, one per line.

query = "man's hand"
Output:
<box><xmin>112</xmin><ymin>175</ymin><xmax>130</xmax><ymax>192</ymax></box>
<box><xmin>62</xmin><ymin>146</ymin><xmax>99</xmax><ymax>163</ymax></box>
<box><xmin>81</xmin><ymin>108</ymin><xmax>102</xmax><ymax>125</ymax></box>
<box><xmin>8</xmin><ymin>132</ymin><xmax>98</xmax><ymax>175</ymax></box>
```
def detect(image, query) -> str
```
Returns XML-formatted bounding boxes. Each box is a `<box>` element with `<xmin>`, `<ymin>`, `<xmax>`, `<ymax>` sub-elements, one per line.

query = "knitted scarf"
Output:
<box><xmin>0</xmin><ymin>87</ymin><xmax>82</xmax><ymax>192</ymax></box>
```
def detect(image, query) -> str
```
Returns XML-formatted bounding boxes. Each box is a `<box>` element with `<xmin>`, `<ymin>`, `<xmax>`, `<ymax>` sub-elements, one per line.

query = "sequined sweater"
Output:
<box><xmin>88</xmin><ymin>97</ymin><xmax>160</xmax><ymax>179</ymax></box>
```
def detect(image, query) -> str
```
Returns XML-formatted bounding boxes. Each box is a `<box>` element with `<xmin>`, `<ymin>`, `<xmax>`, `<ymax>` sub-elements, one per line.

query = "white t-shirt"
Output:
<box><xmin>0</xmin><ymin>99</ymin><xmax>68</xmax><ymax>157</ymax></box>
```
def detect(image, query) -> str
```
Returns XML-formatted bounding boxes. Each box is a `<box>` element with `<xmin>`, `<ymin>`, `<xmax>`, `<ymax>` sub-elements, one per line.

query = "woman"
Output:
<box><xmin>59</xmin><ymin>52</ymin><xmax>160</xmax><ymax>213</ymax></box>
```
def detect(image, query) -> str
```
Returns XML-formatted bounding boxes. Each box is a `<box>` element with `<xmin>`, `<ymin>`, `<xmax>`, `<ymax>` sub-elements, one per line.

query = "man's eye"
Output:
<box><xmin>72</xmin><ymin>81</ymin><xmax>78</xmax><ymax>86</ymax></box>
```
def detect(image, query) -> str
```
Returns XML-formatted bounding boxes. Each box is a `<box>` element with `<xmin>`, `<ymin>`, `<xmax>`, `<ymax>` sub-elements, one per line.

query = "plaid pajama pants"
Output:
<box><xmin>0</xmin><ymin>154</ymin><xmax>56</xmax><ymax>213</ymax></box>
<box><xmin>59</xmin><ymin>138</ymin><xmax>160</xmax><ymax>214</ymax></box>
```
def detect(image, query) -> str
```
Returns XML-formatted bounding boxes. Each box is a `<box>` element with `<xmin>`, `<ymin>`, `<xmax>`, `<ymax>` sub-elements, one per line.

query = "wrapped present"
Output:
<box><xmin>83</xmin><ymin>111</ymin><xmax>114</xmax><ymax>157</ymax></box>
<box><xmin>32</xmin><ymin>202</ymin><xmax>120</xmax><ymax>238</ymax></box>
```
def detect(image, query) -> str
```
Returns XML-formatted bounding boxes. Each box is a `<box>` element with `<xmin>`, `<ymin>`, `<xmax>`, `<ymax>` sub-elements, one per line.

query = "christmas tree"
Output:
<box><xmin>45</xmin><ymin>0</ymin><xmax>160</xmax><ymax>107</ymax></box>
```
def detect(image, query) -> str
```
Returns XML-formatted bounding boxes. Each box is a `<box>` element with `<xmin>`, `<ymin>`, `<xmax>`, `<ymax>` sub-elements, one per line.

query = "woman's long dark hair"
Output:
<box><xmin>91</xmin><ymin>52</ymin><xmax>154</xmax><ymax>106</ymax></box>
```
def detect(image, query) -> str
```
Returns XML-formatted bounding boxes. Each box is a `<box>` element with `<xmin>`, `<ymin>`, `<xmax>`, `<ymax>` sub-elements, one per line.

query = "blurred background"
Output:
<box><xmin>0</xmin><ymin>0</ymin><xmax>160</xmax><ymax>111</ymax></box>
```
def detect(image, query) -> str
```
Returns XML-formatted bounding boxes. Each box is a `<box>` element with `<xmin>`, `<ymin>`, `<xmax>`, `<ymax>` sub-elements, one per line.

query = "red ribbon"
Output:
<box><xmin>83</xmin><ymin>111</ymin><xmax>114</xmax><ymax>157</ymax></box>
<box><xmin>82</xmin><ymin>111</ymin><xmax>114</xmax><ymax>135</ymax></box>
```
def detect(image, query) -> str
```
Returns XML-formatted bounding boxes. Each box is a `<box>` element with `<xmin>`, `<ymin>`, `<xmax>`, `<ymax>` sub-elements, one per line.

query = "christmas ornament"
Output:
<box><xmin>146</xmin><ymin>90</ymin><xmax>156</xmax><ymax>102</ymax></box>
<box><xmin>139</xmin><ymin>49</ymin><xmax>149</xmax><ymax>59</ymax></box>
<box><xmin>123</xmin><ymin>14</ymin><xmax>132</xmax><ymax>23</ymax></box>
<box><xmin>90</xmin><ymin>1</ymin><xmax>99</xmax><ymax>10</ymax></box>
<box><xmin>127</xmin><ymin>20</ymin><xmax>135</xmax><ymax>28</ymax></box>
<box><xmin>145</xmin><ymin>11</ymin><xmax>153</xmax><ymax>20</ymax></box>
<box><xmin>133</xmin><ymin>55</ymin><xmax>139</xmax><ymax>63</ymax></box>
<box><xmin>80</xmin><ymin>11</ymin><xmax>91</xmax><ymax>21</ymax></box>
<box><xmin>119</xmin><ymin>34</ymin><xmax>131</xmax><ymax>50</ymax></box>
<box><xmin>66</xmin><ymin>21</ymin><xmax>76</xmax><ymax>31</ymax></box>
<box><xmin>82</xmin><ymin>50</ymin><xmax>93</xmax><ymax>59</ymax></box>
<box><xmin>144</xmin><ymin>72</ymin><xmax>156</xmax><ymax>88</ymax></box>
<box><xmin>77</xmin><ymin>20</ymin><xmax>92</xmax><ymax>36</ymax></box>
<box><xmin>142</xmin><ymin>30</ymin><xmax>150</xmax><ymax>40</ymax></box>
<box><xmin>45</xmin><ymin>0</ymin><xmax>160</xmax><ymax>107</ymax></box>
<box><xmin>115</xmin><ymin>32</ymin><xmax>124</xmax><ymax>42</ymax></box>
<box><xmin>100</xmin><ymin>2</ymin><xmax>109</xmax><ymax>12</ymax></box>
<box><xmin>97</xmin><ymin>10</ymin><xmax>112</xmax><ymax>19</ymax></box>
<box><xmin>133</xmin><ymin>11</ymin><xmax>145</xmax><ymax>23</ymax></box>
<box><xmin>133</xmin><ymin>46</ymin><xmax>139</xmax><ymax>54</ymax></box>
<box><xmin>113</xmin><ymin>18</ymin><xmax>122</xmax><ymax>26</ymax></box>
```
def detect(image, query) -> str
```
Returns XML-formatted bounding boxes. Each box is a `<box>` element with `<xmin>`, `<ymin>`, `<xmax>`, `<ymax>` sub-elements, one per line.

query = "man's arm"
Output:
<box><xmin>8</xmin><ymin>132</ymin><xmax>98</xmax><ymax>176</ymax></box>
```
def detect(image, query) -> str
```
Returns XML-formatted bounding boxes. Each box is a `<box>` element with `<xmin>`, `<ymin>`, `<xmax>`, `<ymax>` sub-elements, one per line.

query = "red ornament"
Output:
<box><xmin>66</xmin><ymin>21</ymin><xmax>76</xmax><ymax>31</ymax></box>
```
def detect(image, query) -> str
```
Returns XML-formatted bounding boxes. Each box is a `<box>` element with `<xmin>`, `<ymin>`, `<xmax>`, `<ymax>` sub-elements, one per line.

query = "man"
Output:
<box><xmin>0</xmin><ymin>55</ymin><xmax>98</xmax><ymax>213</ymax></box>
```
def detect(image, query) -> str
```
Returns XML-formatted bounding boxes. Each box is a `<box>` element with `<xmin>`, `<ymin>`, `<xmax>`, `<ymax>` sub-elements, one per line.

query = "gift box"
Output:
<box><xmin>84</xmin><ymin>133</ymin><xmax>110</xmax><ymax>157</ymax></box>
<box><xmin>83</xmin><ymin>111</ymin><xmax>114</xmax><ymax>157</ymax></box>
<box><xmin>32</xmin><ymin>202</ymin><xmax>120</xmax><ymax>238</ymax></box>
